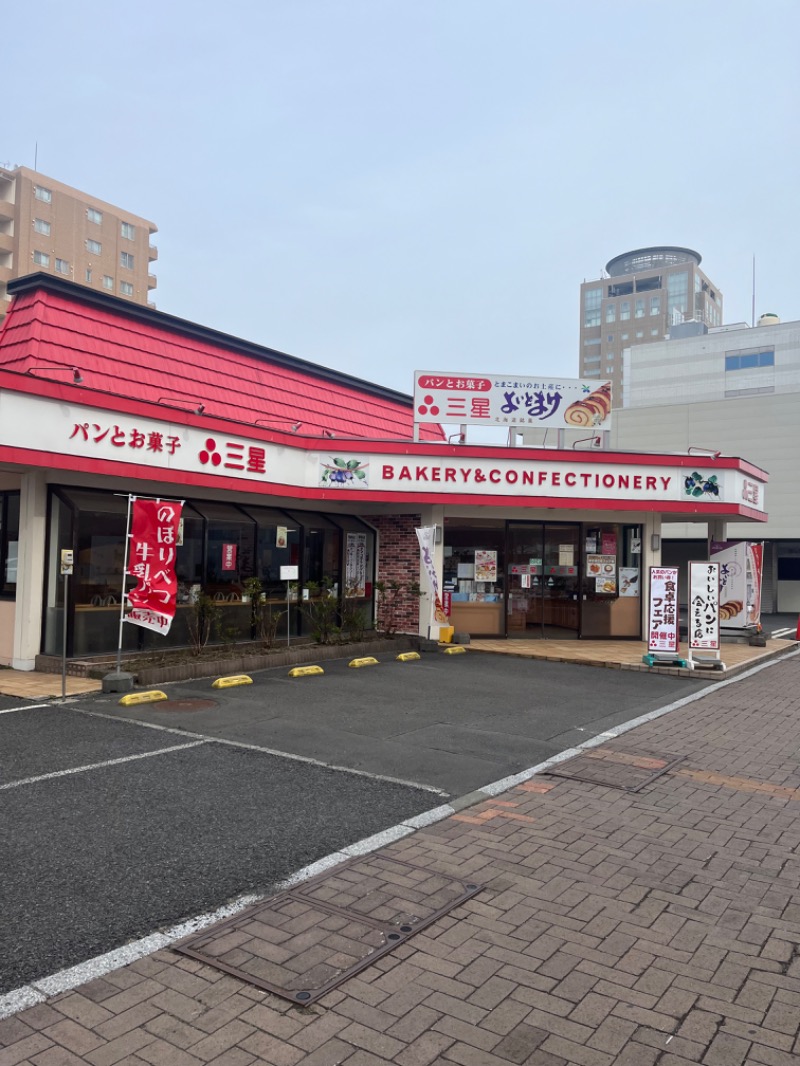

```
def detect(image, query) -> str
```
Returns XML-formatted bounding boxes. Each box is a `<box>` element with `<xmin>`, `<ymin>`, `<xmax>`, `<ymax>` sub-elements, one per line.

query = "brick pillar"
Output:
<box><xmin>367</xmin><ymin>514</ymin><xmax>421</xmax><ymax>634</ymax></box>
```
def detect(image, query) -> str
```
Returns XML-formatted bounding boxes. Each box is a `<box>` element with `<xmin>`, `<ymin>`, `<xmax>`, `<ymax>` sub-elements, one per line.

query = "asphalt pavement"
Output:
<box><xmin>1</xmin><ymin>653</ymin><xmax>710</xmax><ymax>997</ymax></box>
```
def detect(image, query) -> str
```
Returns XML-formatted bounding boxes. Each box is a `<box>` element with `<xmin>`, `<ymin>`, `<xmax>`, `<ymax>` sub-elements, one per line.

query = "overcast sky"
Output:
<box><xmin>5</xmin><ymin>0</ymin><xmax>798</xmax><ymax>397</ymax></box>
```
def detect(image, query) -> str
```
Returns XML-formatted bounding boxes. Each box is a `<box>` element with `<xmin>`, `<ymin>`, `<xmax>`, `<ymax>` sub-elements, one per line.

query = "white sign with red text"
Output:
<box><xmin>0</xmin><ymin>391</ymin><xmax>768</xmax><ymax>516</ymax></box>
<box><xmin>647</xmin><ymin>567</ymin><xmax>679</xmax><ymax>653</ymax></box>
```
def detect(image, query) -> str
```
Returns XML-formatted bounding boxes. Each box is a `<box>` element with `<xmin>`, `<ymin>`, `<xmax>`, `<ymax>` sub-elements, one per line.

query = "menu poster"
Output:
<box><xmin>586</xmin><ymin>554</ymin><xmax>616</xmax><ymax>579</ymax></box>
<box><xmin>595</xmin><ymin>576</ymin><xmax>617</xmax><ymax>594</ymax></box>
<box><xmin>475</xmin><ymin>550</ymin><xmax>498</xmax><ymax>582</ymax></box>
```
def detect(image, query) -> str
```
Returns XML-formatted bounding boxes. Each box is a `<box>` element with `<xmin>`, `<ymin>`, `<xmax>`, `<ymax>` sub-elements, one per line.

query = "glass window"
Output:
<box><xmin>583</xmin><ymin>288</ymin><xmax>602</xmax><ymax>327</ymax></box>
<box><xmin>120</xmin><ymin>251</ymin><xmax>134</xmax><ymax>269</ymax></box>
<box><xmin>86</xmin><ymin>239</ymin><xmax>102</xmax><ymax>254</ymax></box>
<box><xmin>607</xmin><ymin>335</ymin><xmax>614</xmax><ymax>342</ymax></box>
<box><xmin>102</xmin><ymin>275</ymin><xmax>114</xmax><ymax>290</ymax></box>
<box><xmin>667</xmin><ymin>271</ymin><xmax>689</xmax><ymax>320</ymax></box>
<box><xmin>605</xmin><ymin>303</ymin><xmax>616</xmax><ymax>323</ymax></box>
<box><xmin>121</xmin><ymin>222</ymin><xmax>136</xmax><ymax>240</ymax></box>
<box><xmin>34</xmin><ymin>186</ymin><xmax>52</xmax><ymax>203</ymax></box>
<box><xmin>650</xmin><ymin>295</ymin><xmax>661</xmax><ymax>315</ymax></box>
<box><xmin>34</xmin><ymin>218</ymin><xmax>51</xmax><ymax>235</ymax></box>
<box><xmin>650</xmin><ymin>328</ymin><xmax>659</xmax><ymax>336</ymax></box>
<box><xmin>87</xmin><ymin>208</ymin><xmax>103</xmax><ymax>224</ymax></box>
<box><xmin>635</xmin><ymin>330</ymin><xmax>644</xmax><ymax>338</ymax></box>
<box><xmin>0</xmin><ymin>492</ymin><xmax>20</xmax><ymax>595</ymax></box>
<box><xmin>725</xmin><ymin>349</ymin><xmax>775</xmax><ymax>372</ymax></box>
<box><xmin>621</xmin><ymin>332</ymin><xmax>629</xmax><ymax>340</ymax></box>
<box><xmin>583</xmin><ymin>337</ymin><xmax>601</xmax><ymax>346</ymax></box>
<box><xmin>86</xmin><ymin>268</ymin><xmax>92</xmax><ymax>283</ymax></box>
<box><xmin>635</xmin><ymin>298</ymin><xmax>645</xmax><ymax>318</ymax></box>
<box><xmin>33</xmin><ymin>250</ymin><xmax>50</xmax><ymax>266</ymax></box>
<box><xmin>119</xmin><ymin>281</ymin><xmax>134</xmax><ymax>296</ymax></box>
<box><xmin>620</xmin><ymin>301</ymin><xmax>630</xmax><ymax>321</ymax></box>
<box><xmin>55</xmin><ymin>258</ymin><xmax>69</xmax><ymax>274</ymax></box>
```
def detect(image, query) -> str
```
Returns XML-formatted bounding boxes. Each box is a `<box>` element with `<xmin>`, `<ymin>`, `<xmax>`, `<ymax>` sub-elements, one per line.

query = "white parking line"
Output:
<box><xmin>0</xmin><ymin>703</ymin><xmax>55</xmax><ymax>715</ymax></box>
<box><xmin>0</xmin><ymin>741</ymin><xmax>207</xmax><ymax>791</ymax></box>
<box><xmin>770</xmin><ymin>627</ymin><xmax>795</xmax><ymax>638</ymax></box>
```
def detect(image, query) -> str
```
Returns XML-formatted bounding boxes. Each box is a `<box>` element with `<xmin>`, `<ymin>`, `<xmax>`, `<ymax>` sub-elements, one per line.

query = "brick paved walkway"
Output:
<box><xmin>3</xmin><ymin>652</ymin><xmax>800</xmax><ymax>1065</ymax></box>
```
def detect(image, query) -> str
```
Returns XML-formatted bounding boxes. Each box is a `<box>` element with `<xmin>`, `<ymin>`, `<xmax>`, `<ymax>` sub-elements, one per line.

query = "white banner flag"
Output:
<box><xmin>415</xmin><ymin>526</ymin><xmax>448</xmax><ymax>624</ymax></box>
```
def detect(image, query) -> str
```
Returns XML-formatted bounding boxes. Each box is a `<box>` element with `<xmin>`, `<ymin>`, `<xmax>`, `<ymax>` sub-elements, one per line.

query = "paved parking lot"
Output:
<box><xmin>1</xmin><ymin>653</ymin><xmax>709</xmax><ymax>996</ymax></box>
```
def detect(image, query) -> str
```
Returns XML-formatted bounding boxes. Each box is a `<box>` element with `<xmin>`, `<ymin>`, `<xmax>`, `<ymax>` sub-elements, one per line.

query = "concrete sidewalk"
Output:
<box><xmin>3</xmin><ymin>652</ymin><xmax>800</xmax><ymax>1065</ymax></box>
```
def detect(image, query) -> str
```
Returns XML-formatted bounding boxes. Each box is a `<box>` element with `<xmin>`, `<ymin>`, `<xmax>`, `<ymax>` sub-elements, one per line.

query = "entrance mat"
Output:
<box><xmin>543</xmin><ymin>745</ymin><xmax>685</xmax><ymax>792</ymax></box>
<box><xmin>174</xmin><ymin>855</ymin><xmax>481</xmax><ymax>1004</ymax></box>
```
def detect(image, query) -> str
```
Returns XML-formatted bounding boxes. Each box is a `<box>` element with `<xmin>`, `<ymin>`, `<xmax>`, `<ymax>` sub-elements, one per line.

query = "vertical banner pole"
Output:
<box><xmin>286</xmin><ymin>581</ymin><xmax>291</xmax><ymax>647</ymax></box>
<box><xmin>116</xmin><ymin>494</ymin><xmax>134</xmax><ymax>675</ymax></box>
<box><xmin>61</xmin><ymin>572</ymin><xmax>68</xmax><ymax>699</ymax></box>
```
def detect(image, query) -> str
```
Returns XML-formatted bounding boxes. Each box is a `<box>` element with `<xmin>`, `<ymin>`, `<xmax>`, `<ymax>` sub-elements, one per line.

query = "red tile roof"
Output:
<box><xmin>0</xmin><ymin>277</ymin><xmax>444</xmax><ymax>442</ymax></box>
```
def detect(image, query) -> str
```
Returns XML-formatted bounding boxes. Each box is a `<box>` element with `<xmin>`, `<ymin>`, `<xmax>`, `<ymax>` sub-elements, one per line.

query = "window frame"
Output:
<box><xmin>86</xmin><ymin>238</ymin><xmax>102</xmax><ymax>255</ymax></box>
<box><xmin>87</xmin><ymin>208</ymin><xmax>103</xmax><ymax>224</ymax></box>
<box><xmin>34</xmin><ymin>218</ymin><xmax>51</xmax><ymax>236</ymax></box>
<box><xmin>121</xmin><ymin>222</ymin><xmax>136</xmax><ymax>240</ymax></box>
<box><xmin>120</xmin><ymin>250</ymin><xmax>135</xmax><ymax>270</ymax></box>
<box><xmin>33</xmin><ymin>250</ymin><xmax>50</xmax><ymax>267</ymax></box>
<box><xmin>119</xmin><ymin>280</ymin><xmax>134</xmax><ymax>296</ymax></box>
<box><xmin>34</xmin><ymin>186</ymin><xmax>52</xmax><ymax>203</ymax></box>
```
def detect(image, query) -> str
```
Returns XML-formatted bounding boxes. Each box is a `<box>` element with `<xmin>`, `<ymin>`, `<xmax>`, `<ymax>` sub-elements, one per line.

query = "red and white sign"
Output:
<box><xmin>126</xmin><ymin>498</ymin><xmax>183</xmax><ymax>635</ymax></box>
<box><xmin>647</xmin><ymin>567</ymin><xmax>679</xmax><ymax>653</ymax></box>
<box><xmin>221</xmin><ymin>543</ymin><xmax>238</xmax><ymax>571</ymax></box>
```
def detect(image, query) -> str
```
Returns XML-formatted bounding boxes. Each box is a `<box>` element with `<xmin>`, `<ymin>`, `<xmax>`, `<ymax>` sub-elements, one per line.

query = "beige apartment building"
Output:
<box><xmin>579</xmin><ymin>246</ymin><xmax>723</xmax><ymax>404</ymax></box>
<box><xmin>0</xmin><ymin>165</ymin><xmax>157</xmax><ymax>322</ymax></box>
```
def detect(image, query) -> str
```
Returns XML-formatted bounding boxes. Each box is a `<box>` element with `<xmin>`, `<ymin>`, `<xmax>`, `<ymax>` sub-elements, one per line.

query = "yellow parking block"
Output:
<box><xmin>119</xmin><ymin>690</ymin><xmax>168</xmax><ymax>706</ymax></box>
<box><xmin>348</xmin><ymin>657</ymin><xmax>379</xmax><ymax>669</ymax></box>
<box><xmin>441</xmin><ymin>645</ymin><xmax>467</xmax><ymax>655</ymax></box>
<box><xmin>396</xmin><ymin>651</ymin><xmax>421</xmax><ymax>662</ymax></box>
<box><xmin>212</xmin><ymin>675</ymin><xmax>253</xmax><ymax>689</ymax></box>
<box><xmin>288</xmin><ymin>665</ymin><xmax>324</xmax><ymax>678</ymax></box>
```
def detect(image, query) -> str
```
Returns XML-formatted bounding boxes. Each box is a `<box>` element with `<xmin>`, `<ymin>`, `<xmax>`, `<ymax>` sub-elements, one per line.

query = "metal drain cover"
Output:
<box><xmin>544</xmin><ymin>746</ymin><xmax>684</xmax><ymax>792</ymax></box>
<box><xmin>158</xmin><ymin>699</ymin><xmax>218</xmax><ymax>712</ymax></box>
<box><xmin>174</xmin><ymin>855</ymin><xmax>481</xmax><ymax>1004</ymax></box>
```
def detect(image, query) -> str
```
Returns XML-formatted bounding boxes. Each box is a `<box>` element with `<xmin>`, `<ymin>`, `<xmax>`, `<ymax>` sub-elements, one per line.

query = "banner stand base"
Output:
<box><xmin>642</xmin><ymin>652</ymin><xmax>688</xmax><ymax>669</ymax></box>
<box><xmin>102</xmin><ymin>671</ymin><xmax>135</xmax><ymax>694</ymax></box>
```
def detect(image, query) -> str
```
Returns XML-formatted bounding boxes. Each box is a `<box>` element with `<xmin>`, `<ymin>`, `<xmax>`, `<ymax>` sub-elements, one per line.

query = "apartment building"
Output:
<box><xmin>0</xmin><ymin>165</ymin><xmax>157</xmax><ymax>322</ymax></box>
<box><xmin>579</xmin><ymin>246</ymin><xmax>723</xmax><ymax>404</ymax></box>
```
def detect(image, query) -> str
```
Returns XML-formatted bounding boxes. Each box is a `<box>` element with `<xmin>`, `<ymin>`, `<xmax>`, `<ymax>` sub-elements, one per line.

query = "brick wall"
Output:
<box><xmin>367</xmin><ymin>514</ymin><xmax>422</xmax><ymax>634</ymax></box>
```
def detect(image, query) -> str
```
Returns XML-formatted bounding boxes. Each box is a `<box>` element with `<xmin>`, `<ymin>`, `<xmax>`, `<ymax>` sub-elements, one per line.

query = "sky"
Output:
<box><xmin>4</xmin><ymin>0</ymin><xmax>799</xmax><ymax>401</ymax></box>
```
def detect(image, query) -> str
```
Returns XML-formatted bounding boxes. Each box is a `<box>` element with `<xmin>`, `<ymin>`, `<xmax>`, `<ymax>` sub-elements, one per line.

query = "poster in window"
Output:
<box><xmin>475</xmin><ymin>550</ymin><xmax>497</xmax><ymax>582</ymax></box>
<box><xmin>601</xmin><ymin>532</ymin><xmax>617</xmax><ymax>556</ymax></box>
<box><xmin>345</xmin><ymin>532</ymin><xmax>367</xmax><ymax>597</ymax></box>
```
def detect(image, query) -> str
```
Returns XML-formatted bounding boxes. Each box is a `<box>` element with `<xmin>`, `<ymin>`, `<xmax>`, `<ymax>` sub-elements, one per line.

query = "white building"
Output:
<box><xmin>612</xmin><ymin>314</ymin><xmax>800</xmax><ymax>613</ymax></box>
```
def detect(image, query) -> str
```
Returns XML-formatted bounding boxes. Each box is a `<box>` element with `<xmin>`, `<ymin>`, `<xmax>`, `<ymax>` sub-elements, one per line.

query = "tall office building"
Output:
<box><xmin>579</xmin><ymin>246</ymin><xmax>723</xmax><ymax>404</ymax></box>
<box><xmin>0</xmin><ymin>165</ymin><xmax>157</xmax><ymax>323</ymax></box>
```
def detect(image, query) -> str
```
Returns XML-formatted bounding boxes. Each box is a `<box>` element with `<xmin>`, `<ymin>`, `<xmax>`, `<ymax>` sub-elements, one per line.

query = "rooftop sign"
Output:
<box><xmin>413</xmin><ymin>373</ymin><xmax>613</xmax><ymax>431</ymax></box>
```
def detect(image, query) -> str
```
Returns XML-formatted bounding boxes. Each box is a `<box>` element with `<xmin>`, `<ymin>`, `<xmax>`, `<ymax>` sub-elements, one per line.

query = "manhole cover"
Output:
<box><xmin>174</xmin><ymin>855</ymin><xmax>481</xmax><ymax>1004</ymax></box>
<box><xmin>544</xmin><ymin>746</ymin><xmax>684</xmax><ymax>792</ymax></box>
<box><xmin>158</xmin><ymin>699</ymin><xmax>217</xmax><ymax>712</ymax></box>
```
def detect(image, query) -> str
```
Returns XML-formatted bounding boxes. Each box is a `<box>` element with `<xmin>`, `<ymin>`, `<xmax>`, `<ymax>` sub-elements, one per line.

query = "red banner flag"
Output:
<box><xmin>126</xmin><ymin>499</ymin><xmax>183</xmax><ymax>635</ymax></box>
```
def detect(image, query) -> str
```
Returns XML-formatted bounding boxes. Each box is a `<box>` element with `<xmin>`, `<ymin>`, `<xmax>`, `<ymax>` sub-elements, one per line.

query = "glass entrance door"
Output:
<box><xmin>507</xmin><ymin>522</ymin><xmax>580</xmax><ymax>638</ymax></box>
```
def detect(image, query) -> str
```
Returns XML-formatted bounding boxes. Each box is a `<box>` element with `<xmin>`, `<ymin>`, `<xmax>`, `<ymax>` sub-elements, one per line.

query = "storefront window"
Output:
<box><xmin>0</xmin><ymin>492</ymin><xmax>20</xmax><ymax>595</ymax></box>
<box><xmin>443</xmin><ymin>521</ymin><xmax>505</xmax><ymax>636</ymax></box>
<box><xmin>581</xmin><ymin>523</ymin><xmax>641</xmax><ymax>637</ymax></box>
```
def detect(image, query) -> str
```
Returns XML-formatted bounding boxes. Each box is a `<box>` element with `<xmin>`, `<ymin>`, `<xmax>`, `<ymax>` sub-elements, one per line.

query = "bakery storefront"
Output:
<box><xmin>0</xmin><ymin>276</ymin><xmax>768</xmax><ymax>667</ymax></box>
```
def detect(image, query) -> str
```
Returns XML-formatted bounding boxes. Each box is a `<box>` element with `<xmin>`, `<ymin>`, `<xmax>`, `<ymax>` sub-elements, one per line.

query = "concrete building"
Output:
<box><xmin>580</xmin><ymin>247</ymin><xmax>723</xmax><ymax>404</ymax></box>
<box><xmin>612</xmin><ymin>314</ymin><xmax>800</xmax><ymax>613</ymax></box>
<box><xmin>0</xmin><ymin>165</ymin><xmax>157</xmax><ymax>323</ymax></box>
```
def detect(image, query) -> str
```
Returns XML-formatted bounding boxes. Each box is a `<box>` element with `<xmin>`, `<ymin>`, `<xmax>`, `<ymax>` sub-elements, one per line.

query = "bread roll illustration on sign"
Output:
<box><xmin>564</xmin><ymin>383</ymin><xmax>612</xmax><ymax>427</ymax></box>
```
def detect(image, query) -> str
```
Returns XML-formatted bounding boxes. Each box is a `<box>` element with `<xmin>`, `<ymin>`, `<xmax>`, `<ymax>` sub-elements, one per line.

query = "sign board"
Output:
<box><xmin>689</xmin><ymin>561</ymin><xmax>720</xmax><ymax>650</ymax></box>
<box><xmin>710</xmin><ymin>541</ymin><xmax>763</xmax><ymax>629</ymax></box>
<box><xmin>280</xmin><ymin>565</ymin><xmax>299</xmax><ymax>581</ymax></box>
<box><xmin>647</xmin><ymin>566</ymin><xmax>679</xmax><ymax>653</ymax></box>
<box><xmin>221</xmin><ymin>543</ymin><xmax>237</xmax><ymax>571</ymax></box>
<box><xmin>126</xmin><ymin>499</ymin><xmax>183</xmax><ymax>635</ymax></box>
<box><xmin>60</xmin><ymin>549</ymin><xmax>74</xmax><ymax>576</ymax></box>
<box><xmin>414</xmin><ymin>373</ymin><xmax>612</xmax><ymax>430</ymax></box>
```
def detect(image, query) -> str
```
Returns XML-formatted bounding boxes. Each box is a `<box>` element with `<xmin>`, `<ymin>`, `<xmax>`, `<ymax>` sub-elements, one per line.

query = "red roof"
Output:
<box><xmin>0</xmin><ymin>277</ymin><xmax>444</xmax><ymax>442</ymax></box>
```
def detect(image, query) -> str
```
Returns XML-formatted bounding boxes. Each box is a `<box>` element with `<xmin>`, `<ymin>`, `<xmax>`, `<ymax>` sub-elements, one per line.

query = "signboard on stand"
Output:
<box><xmin>647</xmin><ymin>567</ymin><xmax>679</xmax><ymax>654</ymax></box>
